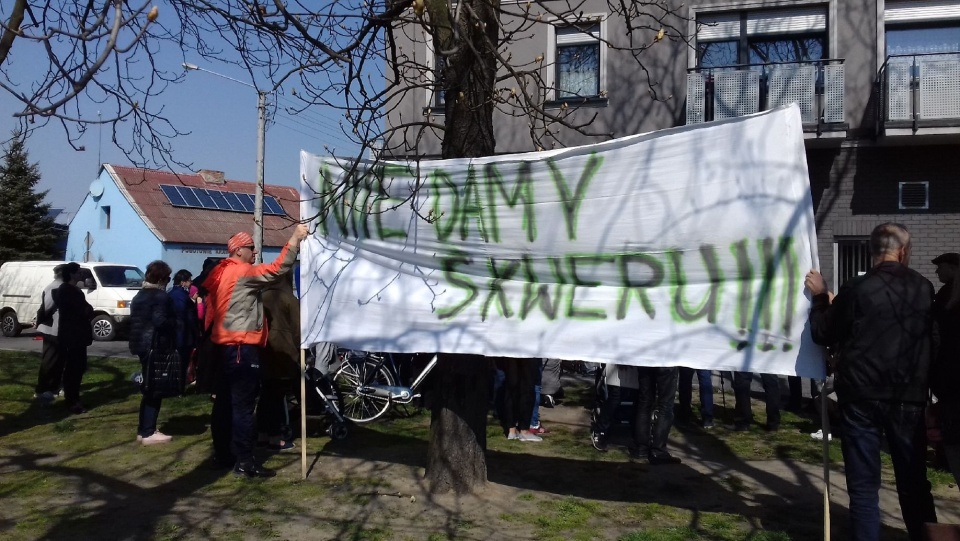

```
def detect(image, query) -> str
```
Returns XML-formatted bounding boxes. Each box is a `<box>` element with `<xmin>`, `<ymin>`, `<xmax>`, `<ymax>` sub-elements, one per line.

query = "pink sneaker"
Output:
<box><xmin>141</xmin><ymin>432</ymin><xmax>173</xmax><ymax>446</ymax></box>
<box><xmin>529</xmin><ymin>425</ymin><xmax>550</xmax><ymax>435</ymax></box>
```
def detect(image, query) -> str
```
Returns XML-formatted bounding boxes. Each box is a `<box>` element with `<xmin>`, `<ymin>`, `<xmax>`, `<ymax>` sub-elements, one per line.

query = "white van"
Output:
<box><xmin>0</xmin><ymin>261</ymin><xmax>145</xmax><ymax>341</ymax></box>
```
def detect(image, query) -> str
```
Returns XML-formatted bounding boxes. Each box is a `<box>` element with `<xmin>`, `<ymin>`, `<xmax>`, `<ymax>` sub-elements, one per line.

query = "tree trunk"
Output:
<box><xmin>425</xmin><ymin>354</ymin><xmax>491</xmax><ymax>494</ymax></box>
<box><xmin>440</xmin><ymin>0</ymin><xmax>498</xmax><ymax>159</ymax></box>
<box><xmin>425</xmin><ymin>0</ymin><xmax>500</xmax><ymax>495</ymax></box>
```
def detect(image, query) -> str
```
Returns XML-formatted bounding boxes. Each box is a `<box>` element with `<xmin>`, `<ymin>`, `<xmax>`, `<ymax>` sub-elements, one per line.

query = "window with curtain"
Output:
<box><xmin>556</xmin><ymin>24</ymin><xmax>601</xmax><ymax>99</ymax></box>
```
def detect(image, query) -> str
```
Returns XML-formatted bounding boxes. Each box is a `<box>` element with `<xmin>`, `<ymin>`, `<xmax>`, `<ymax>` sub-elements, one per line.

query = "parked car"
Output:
<box><xmin>0</xmin><ymin>261</ymin><xmax>145</xmax><ymax>341</ymax></box>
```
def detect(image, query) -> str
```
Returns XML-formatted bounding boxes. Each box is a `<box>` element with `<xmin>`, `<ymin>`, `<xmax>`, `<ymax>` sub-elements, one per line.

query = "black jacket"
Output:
<box><xmin>57</xmin><ymin>282</ymin><xmax>93</xmax><ymax>348</ymax></box>
<box><xmin>809</xmin><ymin>261</ymin><xmax>936</xmax><ymax>404</ymax></box>
<box><xmin>129</xmin><ymin>288</ymin><xmax>176</xmax><ymax>357</ymax></box>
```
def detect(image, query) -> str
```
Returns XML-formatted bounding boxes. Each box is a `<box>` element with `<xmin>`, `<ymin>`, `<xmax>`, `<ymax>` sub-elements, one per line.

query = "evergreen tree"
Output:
<box><xmin>0</xmin><ymin>134</ymin><xmax>57</xmax><ymax>266</ymax></box>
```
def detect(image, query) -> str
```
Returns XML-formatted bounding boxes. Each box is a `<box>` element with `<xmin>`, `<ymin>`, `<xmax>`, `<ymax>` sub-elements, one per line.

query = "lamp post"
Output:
<box><xmin>183</xmin><ymin>62</ymin><xmax>266</xmax><ymax>263</ymax></box>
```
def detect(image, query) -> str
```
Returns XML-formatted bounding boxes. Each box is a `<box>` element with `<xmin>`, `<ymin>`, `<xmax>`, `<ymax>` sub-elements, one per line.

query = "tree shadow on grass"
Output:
<box><xmin>315</xmin><ymin>419</ymin><xmax>910</xmax><ymax>541</ymax></box>
<box><xmin>0</xmin><ymin>356</ymin><xmax>136</xmax><ymax>438</ymax></box>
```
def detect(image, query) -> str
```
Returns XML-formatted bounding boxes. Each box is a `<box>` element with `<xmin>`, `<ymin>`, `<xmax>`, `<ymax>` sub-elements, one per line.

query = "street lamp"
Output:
<box><xmin>183</xmin><ymin>62</ymin><xmax>266</xmax><ymax>263</ymax></box>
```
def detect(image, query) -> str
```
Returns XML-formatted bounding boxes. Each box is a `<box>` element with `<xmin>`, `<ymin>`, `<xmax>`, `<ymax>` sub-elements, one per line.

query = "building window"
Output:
<box><xmin>885</xmin><ymin>1</ymin><xmax>960</xmax><ymax>57</ymax></box>
<box><xmin>101</xmin><ymin>206</ymin><xmax>111</xmax><ymax>229</ymax></box>
<box><xmin>556</xmin><ymin>24</ymin><xmax>601</xmax><ymax>99</ymax></box>
<box><xmin>835</xmin><ymin>238</ymin><xmax>871</xmax><ymax>290</ymax></box>
<box><xmin>696</xmin><ymin>8</ymin><xmax>827</xmax><ymax>69</ymax></box>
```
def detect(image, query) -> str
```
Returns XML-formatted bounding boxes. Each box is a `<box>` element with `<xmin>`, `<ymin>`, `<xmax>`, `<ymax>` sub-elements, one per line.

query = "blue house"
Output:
<box><xmin>65</xmin><ymin>165</ymin><xmax>301</xmax><ymax>276</ymax></box>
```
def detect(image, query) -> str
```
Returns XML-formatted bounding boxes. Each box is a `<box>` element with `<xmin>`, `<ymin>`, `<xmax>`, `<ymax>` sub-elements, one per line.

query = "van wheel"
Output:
<box><xmin>1</xmin><ymin>311</ymin><xmax>22</xmax><ymax>337</ymax></box>
<box><xmin>91</xmin><ymin>315</ymin><xmax>117</xmax><ymax>341</ymax></box>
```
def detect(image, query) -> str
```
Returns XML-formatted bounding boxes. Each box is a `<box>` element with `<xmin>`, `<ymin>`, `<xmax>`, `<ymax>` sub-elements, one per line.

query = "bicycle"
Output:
<box><xmin>332</xmin><ymin>350</ymin><xmax>438</xmax><ymax>423</ymax></box>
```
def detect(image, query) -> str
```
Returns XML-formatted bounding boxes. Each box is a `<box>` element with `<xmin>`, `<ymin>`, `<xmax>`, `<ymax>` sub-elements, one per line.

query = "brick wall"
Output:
<box><xmin>808</xmin><ymin>144</ymin><xmax>960</xmax><ymax>288</ymax></box>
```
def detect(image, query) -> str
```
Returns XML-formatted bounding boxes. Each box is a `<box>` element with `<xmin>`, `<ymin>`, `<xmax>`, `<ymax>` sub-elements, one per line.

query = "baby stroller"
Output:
<box><xmin>281</xmin><ymin>347</ymin><xmax>350</xmax><ymax>441</ymax></box>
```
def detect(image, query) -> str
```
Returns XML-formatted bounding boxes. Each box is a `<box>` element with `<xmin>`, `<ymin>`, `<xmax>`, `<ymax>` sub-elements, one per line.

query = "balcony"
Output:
<box><xmin>877</xmin><ymin>53</ymin><xmax>960</xmax><ymax>136</ymax></box>
<box><xmin>686</xmin><ymin>60</ymin><xmax>846</xmax><ymax>138</ymax></box>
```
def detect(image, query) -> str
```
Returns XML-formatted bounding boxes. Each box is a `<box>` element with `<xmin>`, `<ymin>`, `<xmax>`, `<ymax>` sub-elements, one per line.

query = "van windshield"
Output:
<box><xmin>94</xmin><ymin>266</ymin><xmax>145</xmax><ymax>288</ymax></box>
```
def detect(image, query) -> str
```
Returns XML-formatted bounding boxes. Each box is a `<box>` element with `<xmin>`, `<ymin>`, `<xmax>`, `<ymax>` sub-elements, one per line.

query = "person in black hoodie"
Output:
<box><xmin>129</xmin><ymin>261</ymin><xmax>177</xmax><ymax>446</ymax></box>
<box><xmin>806</xmin><ymin>223</ymin><xmax>937</xmax><ymax>541</ymax></box>
<box><xmin>57</xmin><ymin>263</ymin><xmax>93</xmax><ymax>415</ymax></box>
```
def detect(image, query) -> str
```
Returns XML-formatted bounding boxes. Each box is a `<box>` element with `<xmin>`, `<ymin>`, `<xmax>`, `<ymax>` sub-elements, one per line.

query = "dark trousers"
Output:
<box><xmin>497</xmin><ymin>357</ymin><xmax>538</xmax><ymax>431</ymax></box>
<box><xmin>634</xmin><ymin>367</ymin><xmax>679</xmax><ymax>458</ymax></box>
<box><xmin>35</xmin><ymin>335</ymin><xmax>64</xmax><ymax>395</ymax></box>
<box><xmin>137</xmin><ymin>354</ymin><xmax>163</xmax><ymax>437</ymax></box>
<box><xmin>677</xmin><ymin>368</ymin><xmax>714</xmax><ymax>424</ymax></box>
<box><xmin>256</xmin><ymin>378</ymin><xmax>288</xmax><ymax>439</ymax></box>
<box><xmin>788</xmin><ymin>376</ymin><xmax>821</xmax><ymax>410</ymax></box>
<box><xmin>594</xmin><ymin>371</ymin><xmax>622</xmax><ymax>436</ymax></box>
<box><xmin>840</xmin><ymin>400</ymin><xmax>936</xmax><ymax>541</ymax></box>
<box><xmin>732</xmin><ymin>372</ymin><xmax>780</xmax><ymax>428</ymax></box>
<box><xmin>212</xmin><ymin>345</ymin><xmax>261</xmax><ymax>464</ymax></box>
<box><xmin>61</xmin><ymin>346</ymin><xmax>87</xmax><ymax>405</ymax></box>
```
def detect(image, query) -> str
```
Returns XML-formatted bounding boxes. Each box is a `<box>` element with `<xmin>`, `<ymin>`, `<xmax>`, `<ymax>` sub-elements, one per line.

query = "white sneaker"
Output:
<box><xmin>141</xmin><ymin>432</ymin><xmax>173</xmax><ymax>445</ymax></box>
<box><xmin>518</xmin><ymin>432</ymin><xmax>543</xmax><ymax>442</ymax></box>
<box><xmin>810</xmin><ymin>429</ymin><xmax>832</xmax><ymax>441</ymax></box>
<box><xmin>507</xmin><ymin>432</ymin><xmax>520</xmax><ymax>440</ymax></box>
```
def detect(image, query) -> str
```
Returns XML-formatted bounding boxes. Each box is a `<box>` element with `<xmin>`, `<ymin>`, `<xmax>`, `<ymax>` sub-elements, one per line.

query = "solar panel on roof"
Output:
<box><xmin>238</xmin><ymin>193</ymin><xmax>255</xmax><ymax>212</ymax></box>
<box><xmin>223</xmin><ymin>192</ymin><xmax>246</xmax><ymax>212</ymax></box>
<box><xmin>160</xmin><ymin>185</ymin><xmax>187</xmax><ymax>207</ymax></box>
<box><xmin>263</xmin><ymin>196</ymin><xmax>285</xmax><ymax>216</ymax></box>
<box><xmin>193</xmin><ymin>188</ymin><xmax>218</xmax><ymax>209</ymax></box>
<box><xmin>179</xmin><ymin>186</ymin><xmax>202</xmax><ymax>207</ymax></box>
<box><xmin>207</xmin><ymin>190</ymin><xmax>230</xmax><ymax>211</ymax></box>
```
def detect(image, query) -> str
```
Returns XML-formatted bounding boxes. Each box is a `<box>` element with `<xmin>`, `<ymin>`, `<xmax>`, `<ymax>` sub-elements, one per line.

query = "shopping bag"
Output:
<box><xmin>144</xmin><ymin>348</ymin><xmax>185</xmax><ymax>398</ymax></box>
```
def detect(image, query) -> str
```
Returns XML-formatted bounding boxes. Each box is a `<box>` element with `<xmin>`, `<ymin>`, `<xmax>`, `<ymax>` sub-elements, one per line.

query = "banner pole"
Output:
<box><xmin>301</xmin><ymin>348</ymin><xmax>308</xmax><ymax>480</ymax></box>
<box><xmin>821</xmin><ymin>378</ymin><xmax>831</xmax><ymax>541</ymax></box>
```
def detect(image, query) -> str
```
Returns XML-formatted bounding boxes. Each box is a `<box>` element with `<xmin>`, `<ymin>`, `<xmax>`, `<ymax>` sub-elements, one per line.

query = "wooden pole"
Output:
<box><xmin>822</xmin><ymin>379</ymin><xmax>831</xmax><ymax>541</ymax></box>
<box><xmin>301</xmin><ymin>348</ymin><xmax>308</xmax><ymax>480</ymax></box>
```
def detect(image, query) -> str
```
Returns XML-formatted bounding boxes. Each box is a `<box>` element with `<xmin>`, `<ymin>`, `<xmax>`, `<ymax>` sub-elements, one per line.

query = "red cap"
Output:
<box><xmin>228</xmin><ymin>232</ymin><xmax>254</xmax><ymax>254</ymax></box>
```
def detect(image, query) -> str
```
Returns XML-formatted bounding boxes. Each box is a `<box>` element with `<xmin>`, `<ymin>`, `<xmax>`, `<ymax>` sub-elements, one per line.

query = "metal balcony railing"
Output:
<box><xmin>877</xmin><ymin>52</ymin><xmax>960</xmax><ymax>132</ymax></box>
<box><xmin>686</xmin><ymin>59</ymin><xmax>845</xmax><ymax>131</ymax></box>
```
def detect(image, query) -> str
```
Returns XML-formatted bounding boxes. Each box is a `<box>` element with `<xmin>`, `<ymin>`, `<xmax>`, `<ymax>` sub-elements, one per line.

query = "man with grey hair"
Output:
<box><xmin>805</xmin><ymin>222</ymin><xmax>937</xmax><ymax>540</ymax></box>
<box><xmin>34</xmin><ymin>264</ymin><xmax>64</xmax><ymax>404</ymax></box>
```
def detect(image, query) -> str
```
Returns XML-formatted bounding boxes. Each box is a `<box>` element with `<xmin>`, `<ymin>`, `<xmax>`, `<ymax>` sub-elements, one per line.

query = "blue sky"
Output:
<box><xmin>0</xmin><ymin>42</ymin><xmax>360</xmax><ymax>223</ymax></box>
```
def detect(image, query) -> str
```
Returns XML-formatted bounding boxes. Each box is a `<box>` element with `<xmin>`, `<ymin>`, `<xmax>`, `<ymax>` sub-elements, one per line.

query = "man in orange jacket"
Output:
<box><xmin>203</xmin><ymin>224</ymin><xmax>308</xmax><ymax>477</ymax></box>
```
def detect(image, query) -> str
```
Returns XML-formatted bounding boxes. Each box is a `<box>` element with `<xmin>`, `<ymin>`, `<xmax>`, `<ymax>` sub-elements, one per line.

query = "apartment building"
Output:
<box><xmin>386</xmin><ymin>0</ymin><xmax>960</xmax><ymax>288</ymax></box>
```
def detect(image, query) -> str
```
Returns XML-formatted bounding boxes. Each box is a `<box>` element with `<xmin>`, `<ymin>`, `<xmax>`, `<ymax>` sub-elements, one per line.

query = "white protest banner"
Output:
<box><xmin>300</xmin><ymin>105</ymin><xmax>825</xmax><ymax>378</ymax></box>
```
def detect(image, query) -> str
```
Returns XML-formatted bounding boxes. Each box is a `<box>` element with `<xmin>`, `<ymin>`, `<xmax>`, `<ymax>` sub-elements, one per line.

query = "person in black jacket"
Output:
<box><xmin>930</xmin><ymin>253</ymin><xmax>960</xmax><ymax>489</ymax></box>
<box><xmin>57</xmin><ymin>263</ymin><xmax>93</xmax><ymax>415</ymax></box>
<box><xmin>168</xmin><ymin>269</ymin><xmax>199</xmax><ymax>379</ymax></box>
<box><xmin>805</xmin><ymin>223</ymin><xmax>937</xmax><ymax>541</ymax></box>
<box><xmin>129</xmin><ymin>261</ymin><xmax>177</xmax><ymax>446</ymax></box>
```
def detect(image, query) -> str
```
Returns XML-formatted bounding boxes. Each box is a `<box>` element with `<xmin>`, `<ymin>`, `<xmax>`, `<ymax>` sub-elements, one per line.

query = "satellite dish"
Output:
<box><xmin>89</xmin><ymin>179</ymin><xmax>104</xmax><ymax>198</ymax></box>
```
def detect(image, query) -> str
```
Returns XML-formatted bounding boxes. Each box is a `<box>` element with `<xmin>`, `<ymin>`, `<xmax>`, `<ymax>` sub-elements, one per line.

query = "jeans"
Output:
<box><xmin>212</xmin><ymin>345</ymin><xmax>262</xmax><ymax>464</ymax></box>
<box><xmin>137</xmin><ymin>355</ymin><xmax>163</xmax><ymax>437</ymax></box>
<box><xmin>530</xmin><ymin>360</ymin><xmax>544</xmax><ymax>428</ymax></box>
<box><xmin>634</xmin><ymin>367</ymin><xmax>679</xmax><ymax>458</ymax></box>
<box><xmin>840</xmin><ymin>400</ymin><xmax>936</xmax><ymax>541</ymax></box>
<box><xmin>677</xmin><ymin>368</ymin><xmax>714</xmax><ymax>424</ymax></box>
<box><xmin>732</xmin><ymin>372</ymin><xmax>780</xmax><ymax>428</ymax></box>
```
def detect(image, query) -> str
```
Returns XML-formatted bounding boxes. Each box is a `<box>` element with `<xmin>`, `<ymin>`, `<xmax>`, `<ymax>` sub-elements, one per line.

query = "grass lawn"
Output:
<box><xmin>0</xmin><ymin>351</ymin><xmax>954</xmax><ymax>540</ymax></box>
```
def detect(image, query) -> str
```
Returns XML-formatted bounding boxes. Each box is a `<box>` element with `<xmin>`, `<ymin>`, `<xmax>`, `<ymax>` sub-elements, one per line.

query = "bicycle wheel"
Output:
<box><xmin>333</xmin><ymin>357</ymin><xmax>396</xmax><ymax>423</ymax></box>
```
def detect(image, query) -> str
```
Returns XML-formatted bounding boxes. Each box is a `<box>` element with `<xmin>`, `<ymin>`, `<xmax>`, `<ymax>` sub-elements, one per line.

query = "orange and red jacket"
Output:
<box><xmin>202</xmin><ymin>243</ymin><xmax>299</xmax><ymax>347</ymax></box>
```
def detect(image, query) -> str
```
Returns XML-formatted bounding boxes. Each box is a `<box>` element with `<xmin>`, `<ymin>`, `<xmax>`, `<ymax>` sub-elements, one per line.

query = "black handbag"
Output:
<box><xmin>144</xmin><ymin>339</ymin><xmax>185</xmax><ymax>398</ymax></box>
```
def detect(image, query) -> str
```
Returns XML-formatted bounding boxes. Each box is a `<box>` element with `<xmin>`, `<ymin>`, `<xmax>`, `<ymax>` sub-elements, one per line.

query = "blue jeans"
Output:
<box><xmin>840</xmin><ymin>400</ymin><xmax>936</xmax><ymax>541</ymax></box>
<box><xmin>531</xmin><ymin>360</ymin><xmax>544</xmax><ymax>428</ymax></box>
<box><xmin>677</xmin><ymin>368</ymin><xmax>713</xmax><ymax>424</ymax></box>
<box><xmin>137</xmin><ymin>354</ymin><xmax>163</xmax><ymax>437</ymax></box>
<box><xmin>634</xmin><ymin>367</ymin><xmax>679</xmax><ymax>458</ymax></box>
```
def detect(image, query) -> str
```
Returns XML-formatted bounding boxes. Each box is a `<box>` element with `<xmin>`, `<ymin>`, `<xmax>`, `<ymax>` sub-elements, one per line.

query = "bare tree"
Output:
<box><xmin>1</xmin><ymin>0</ymin><xmax>689</xmax><ymax>494</ymax></box>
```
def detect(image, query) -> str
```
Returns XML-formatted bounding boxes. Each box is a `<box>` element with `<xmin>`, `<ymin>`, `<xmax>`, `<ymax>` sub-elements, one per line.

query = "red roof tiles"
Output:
<box><xmin>106</xmin><ymin>164</ymin><xmax>300</xmax><ymax>247</ymax></box>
